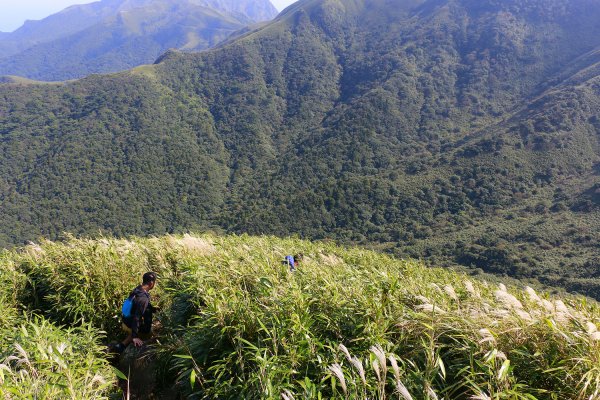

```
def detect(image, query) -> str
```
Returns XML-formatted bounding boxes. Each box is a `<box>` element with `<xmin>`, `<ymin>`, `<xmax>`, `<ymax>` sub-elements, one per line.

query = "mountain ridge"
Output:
<box><xmin>0</xmin><ymin>0</ymin><xmax>279</xmax><ymax>81</ymax></box>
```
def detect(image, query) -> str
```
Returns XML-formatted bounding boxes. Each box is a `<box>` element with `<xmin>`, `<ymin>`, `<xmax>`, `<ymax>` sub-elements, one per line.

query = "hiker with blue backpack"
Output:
<box><xmin>111</xmin><ymin>271</ymin><xmax>158</xmax><ymax>354</ymax></box>
<box><xmin>284</xmin><ymin>253</ymin><xmax>303</xmax><ymax>271</ymax></box>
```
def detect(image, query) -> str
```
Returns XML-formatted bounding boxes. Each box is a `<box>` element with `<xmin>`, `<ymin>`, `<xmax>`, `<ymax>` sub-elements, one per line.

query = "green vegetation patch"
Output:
<box><xmin>0</xmin><ymin>317</ymin><xmax>114</xmax><ymax>398</ymax></box>
<box><xmin>2</xmin><ymin>234</ymin><xmax>600</xmax><ymax>398</ymax></box>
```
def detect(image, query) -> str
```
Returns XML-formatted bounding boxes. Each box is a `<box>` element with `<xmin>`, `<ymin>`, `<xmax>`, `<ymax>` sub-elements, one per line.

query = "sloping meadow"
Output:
<box><xmin>1</xmin><ymin>234</ymin><xmax>600</xmax><ymax>398</ymax></box>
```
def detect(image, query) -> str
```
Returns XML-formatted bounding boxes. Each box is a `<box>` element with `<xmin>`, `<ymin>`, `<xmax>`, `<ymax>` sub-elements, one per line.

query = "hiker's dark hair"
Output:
<box><xmin>143</xmin><ymin>271</ymin><xmax>157</xmax><ymax>284</ymax></box>
<box><xmin>294</xmin><ymin>253</ymin><xmax>304</xmax><ymax>260</ymax></box>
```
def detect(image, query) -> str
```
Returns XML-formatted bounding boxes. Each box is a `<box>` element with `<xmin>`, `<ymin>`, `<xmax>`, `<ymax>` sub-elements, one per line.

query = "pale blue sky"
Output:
<box><xmin>271</xmin><ymin>0</ymin><xmax>297</xmax><ymax>12</ymax></box>
<box><xmin>0</xmin><ymin>0</ymin><xmax>297</xmax><ymax>32</ymax></box>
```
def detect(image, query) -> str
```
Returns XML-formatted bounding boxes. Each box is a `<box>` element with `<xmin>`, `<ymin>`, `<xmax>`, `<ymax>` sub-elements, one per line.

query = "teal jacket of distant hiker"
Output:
<box><xmin>122</xmin><ymin>285</ymin><xmax>155</xmax><ymax>338</ymax></box>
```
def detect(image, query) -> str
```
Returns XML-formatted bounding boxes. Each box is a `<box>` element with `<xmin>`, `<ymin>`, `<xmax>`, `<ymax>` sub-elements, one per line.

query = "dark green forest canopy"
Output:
<box><xmin>0</xmin><ymin>0</ymin><xmax>599</xmax><ymax>296</ymax></box>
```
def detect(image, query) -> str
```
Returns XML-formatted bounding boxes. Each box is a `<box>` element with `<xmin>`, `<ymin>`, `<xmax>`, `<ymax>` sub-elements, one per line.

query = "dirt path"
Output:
<box><xmin>113</xmin><ymin>346</ymin><xmax>180</xmax><ymax>399</ymax></box>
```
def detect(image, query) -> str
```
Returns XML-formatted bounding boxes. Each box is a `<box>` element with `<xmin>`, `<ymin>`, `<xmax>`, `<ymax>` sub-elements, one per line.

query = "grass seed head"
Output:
<box><xmin>351</xmin><ymin>356</ymin><xmax>366</xmax><ymax>385</ymax></box>
<box><xmin>554</xmin><ymin>300</ymin><xmax>569</xmax><ymax>314</ymax></box>
<box><xmin>25</xmin><ymin>242</ymin><xmax>45</xmax><ymax>259</ymax></box>
<box><xmin>320</xmin><ymin>253</ymin><xmax>343</xmax><ymax>266</ymax></box>
<box><xmin>372</xmin><ymin>358</ymin><xmax>381</xmax><ymax>383</ymax></box>
<box><xmin>178</xmin><ymin>235</ymin><xmax>216</xmax><ymax>255</ymax></box>
<box><xmin>541</xmin><ymin>299</ymin><xmax>554</xmax><ymax>312</ymax></box>
<box><xmin>370</xmin><ymin>345</ymin><xmax>387</xmax><ymax>379</ymax></box>
<box><xmin>515</xmin><ymin>309</ymin><xmax>533</xmax><ymax>321</ymax></box>
<box><xmin>388</xmin><ymin>355</ymin><xmax>400</xmax><ymax>381</ymax></box>
<box><xmin>430</xmin><ymin>283</ymin><xmax>442</xmax><ymax>293</ymax></box>
<box><xmin>91</xmin><ymin>374</ymin><xmax>107</xmax><ymax>386</ymax></box>
<box><xmin>464</xmin><ymin>280</ymin><xmax>479</xmax><ymax>297</ymax></box>
<box><xmin>416</xmin><ymin>304</ymin><xmax>445</xmax><ymax>313</ymax></box>
<box><xmin>328</xmin><ymin>363</ymin><xmax>347</xmax><ymax>395</ymax></box>
<box><xmin>396</xmin><ymin>378</ymin><xmax>414</xmax><ymax>400</ymax></box>
<box><xmin>478</xmin><ymin>328</ymin><xmax>496</xmax><ymax>345</ymax></box>
<box><xmin>494</xmin><ymin>290</ymin><xmax>523</xmax><ymax>309</ymax></box>
<box><xmin>525</xmin><ymin>286</ymin><xmax>541</xmax><ymax>303</ymax></box>
<box><xmin>444</xmin><ymin>284</ymin><xmax>458</xmax><ymax>301</ymax></box>
<box><xmin>339</xmin><ymin>344</ymin><xmax>352</xmax><ymax>363</ymax></box>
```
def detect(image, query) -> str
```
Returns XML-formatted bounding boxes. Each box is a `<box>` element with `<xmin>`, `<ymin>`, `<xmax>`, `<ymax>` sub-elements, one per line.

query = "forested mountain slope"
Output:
<box><xmin>0</xmin><ymin>0</ymin><xmax>599</xmax><ymax>296</ymax></box>
<box><xmin>0</xmin><ymin>0</ymin><xmax>278</xmax><ymax>81</ymax></box>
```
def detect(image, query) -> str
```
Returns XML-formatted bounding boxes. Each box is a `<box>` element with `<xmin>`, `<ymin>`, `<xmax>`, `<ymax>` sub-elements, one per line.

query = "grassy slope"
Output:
<box><xmin>2</xmin><ymin>234</ymin><xmax>600</xmax><ymax>398</ymax></box>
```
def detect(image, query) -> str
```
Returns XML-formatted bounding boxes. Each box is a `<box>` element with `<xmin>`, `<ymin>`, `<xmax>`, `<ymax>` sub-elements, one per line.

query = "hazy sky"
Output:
<box><xmin>0</xmin><ymin>0</ymin><xmax>298</xmax><ymax>32</ymax></box>
<box><xmin>271</xmin><ymin>0</ymin><xmax>297</xmax><ymax>12</ymax></box>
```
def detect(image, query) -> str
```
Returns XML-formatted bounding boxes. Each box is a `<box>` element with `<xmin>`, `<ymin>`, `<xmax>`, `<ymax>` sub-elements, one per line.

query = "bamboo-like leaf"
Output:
<box><xmin>190</xmin><ymin>369</ymin><xmax>196</xmax><ymax>390</ymax></box>
<box><xmin>498</xmin><ymin>360</ymin><xmax>511</xmax><ymax>381</ymax></box>
<box><xmin>111</xmin><ymin>366</ymin><xmax>128</xmax><ymax>381</ymax></box>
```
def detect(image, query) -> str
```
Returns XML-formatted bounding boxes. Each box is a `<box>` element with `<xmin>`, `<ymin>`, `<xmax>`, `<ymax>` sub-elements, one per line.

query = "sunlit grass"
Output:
<box><xmin>1</xmin><ymin>233</ymin><xmax>600</xmax><ymax>398</ymax></box>
<box><xmin>0</xmin><ymin>317</ymin><xmax>114</xmax><ymax>398</ymax></box>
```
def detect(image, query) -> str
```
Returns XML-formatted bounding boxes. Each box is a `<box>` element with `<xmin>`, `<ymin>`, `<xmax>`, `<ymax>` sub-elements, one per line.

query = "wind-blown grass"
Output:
<box><xmin>0</xmin><ymin>317</ymin><xmax>114</xmax><ymax>399</ymax></box>
<box><xmin>153</xmin><ymin>234</ymin><xmax>600</xmax><ymax>399</ymax></box>
<box><xmin>1</xmin><ymin>233</ymin><xmax>600</xmax><ymax>398</ymax></box>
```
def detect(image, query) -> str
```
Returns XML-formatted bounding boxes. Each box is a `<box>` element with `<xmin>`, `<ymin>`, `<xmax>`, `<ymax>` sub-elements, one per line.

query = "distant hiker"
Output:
<box><xmin>112</xmin><ymin>271</ymin><xmax>158</xmax><ymax>354</ymax></box>
<box><xmin>284</xmin><ymin>253</ymin><xmax>303</xmax><ymax>272</ymax></box>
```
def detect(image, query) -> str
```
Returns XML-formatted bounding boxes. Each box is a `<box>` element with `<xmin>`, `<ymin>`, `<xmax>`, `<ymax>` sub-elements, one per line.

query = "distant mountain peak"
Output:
<box><xmin>0</xmin><ymin>0</ymin><xmax>279</xmax><ymax>81</ymax></box>
<box><xmin>195</xmin><ymin>0</ymin><xmax>279</xmax><ymax>21</ymax></box>
<box><xmin>101</xmin><ymin>0</ymin><xmax>279</xmax><ymax>21</ymax></box>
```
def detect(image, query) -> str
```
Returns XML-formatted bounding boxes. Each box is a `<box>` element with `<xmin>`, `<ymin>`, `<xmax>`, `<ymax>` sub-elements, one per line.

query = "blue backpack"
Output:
<box><xmin>121</xmin><ymin>294</ymin><xmax>135</xmax><ymax>318</ymax></box>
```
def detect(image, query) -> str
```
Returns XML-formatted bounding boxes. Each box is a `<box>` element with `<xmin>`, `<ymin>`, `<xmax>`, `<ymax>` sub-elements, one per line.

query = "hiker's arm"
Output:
<box><xmin>131</xmin><ymin>296</ymin><xmax>149</xmax><ymax>339</ymax></box>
